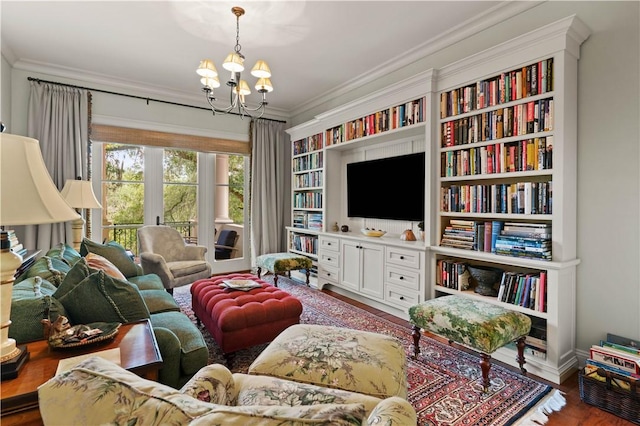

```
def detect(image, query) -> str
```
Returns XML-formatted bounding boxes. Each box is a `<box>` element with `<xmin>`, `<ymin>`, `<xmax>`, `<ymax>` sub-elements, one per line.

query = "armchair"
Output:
<box><xmin>137</xmin><ymin>225</ymin><xmax>212</xmax><ymax>294</ymax></box>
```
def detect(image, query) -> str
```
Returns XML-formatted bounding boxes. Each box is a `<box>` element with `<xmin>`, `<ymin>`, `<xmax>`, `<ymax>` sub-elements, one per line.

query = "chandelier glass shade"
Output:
<box><xmin>197</xmin><ymin>6</ymin><xmax>273</xmax><ymax>119</ymax></box>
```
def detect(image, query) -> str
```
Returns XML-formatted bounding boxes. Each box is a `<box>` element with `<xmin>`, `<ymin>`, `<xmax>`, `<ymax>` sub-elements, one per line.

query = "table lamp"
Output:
<box><xmin>0</xmin><ymin>133</ymin><xmax>80</xmax><ymax>380</ymax></box>
<box><xmin>61</xmin><ymin>177</ymin><xmax>102</xmax><ymax>251</ymax></box>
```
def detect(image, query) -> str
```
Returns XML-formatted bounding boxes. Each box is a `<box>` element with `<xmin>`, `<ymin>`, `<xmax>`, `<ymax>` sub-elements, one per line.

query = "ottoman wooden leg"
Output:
<box><xmin>257</xmin><ymin>267</ymin><xmax>262</xmax><ymax>278</ymax></box>
<box><xmin>480</xmin><ymin>353</ymin><xmax>491</xmax><ymax>392</ymax></box>
<box><xmin>305</xmin><ymin>269</ymin><xmax>310</xmax><ymax>286</ymax></box>
<box><xmin>411</xmin><ymin>325</ymin><xmax>421</xmax><ymax>359</ymax></box>
<box><xmin>515</xmin><ymin>335</ymin><xmax>527</xmax><ymax>374</ymax></box>
<box><xmin>273</xmin><ymin>273</ymin><xmax>279</xmax><ymax>287</ymax></box>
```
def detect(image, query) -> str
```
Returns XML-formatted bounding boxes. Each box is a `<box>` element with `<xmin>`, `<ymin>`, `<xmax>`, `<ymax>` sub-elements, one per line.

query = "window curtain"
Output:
<box><xmin>250</xmin><ymin>119</ymin><xmax>291</xmax><ymax>258</ymax></box>
<box><xmin>24</xmin><ymin>81</ymin><xmax>91</xmax><ymax>252</ymax></box>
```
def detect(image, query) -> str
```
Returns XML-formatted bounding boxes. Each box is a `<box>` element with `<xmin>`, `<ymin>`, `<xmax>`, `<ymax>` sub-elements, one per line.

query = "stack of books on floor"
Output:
<box><xmin>580</xmin><ymin>333</ymin><xmax>639</xmax><ymax>424</ymax></box>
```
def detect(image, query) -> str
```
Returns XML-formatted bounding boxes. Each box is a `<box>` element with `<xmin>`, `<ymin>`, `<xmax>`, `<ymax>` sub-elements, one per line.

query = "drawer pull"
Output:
<box><xmin>327</xmin><ymin>258</ymin><xmax>331</xmax><ymax>261</ymax></box>
<box><xmin>400</xmin><ymin>256</ymin><xmax>405</xmax><ymax>260</ymax></box>
<box><xmin>399</xmin><ymin>296</ymin><xmax>405</xmax><ymax>300</ymax></box>
<box><xmin>327</xmin><ymin>273</ymin><xmax>331</xmax><ymax>276</ymax></box>
<box><xmin>399</xmin><ymin>276</ymin><xmax>404</xmax><ymax>280</ymax></box>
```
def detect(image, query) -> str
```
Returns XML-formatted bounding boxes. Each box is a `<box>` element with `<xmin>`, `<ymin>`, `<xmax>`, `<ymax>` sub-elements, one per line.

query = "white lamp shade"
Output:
<box><xmin>222</xmin><ymin>53</ymin><xmax>244</xmax><ymax>72</ymax></box>
<box><xmin>250</xmin><ymin>60</ymin><xmax>272</xmax><ymax>78</ymax></box>
<box><xmin>61</xmin><ymin>179</ymin><xmax>102</xmax><ymax>209</ymax></box>
<box><xmin>0</xmin><ymin>134</ymin><xmax>80</xmax><ymax>225</ymax></box>
<box><xmin>196</xmin><ymin>59</ymin><xmax>218</xmax><ymax>78</ymax></box>
<box><xmin>200</xmin><ymin>76</ymin><xmax>221</xmax><ymax>89</ymax></box>
<box><xmin>255</xmin><ymin>77</ymin><xmax>274</xmax><ymax>93</ymax></box>
<box><xmin>237</xmin><ymin>80</ymin><xmax>251</xmax><ymax>96</ymax></box>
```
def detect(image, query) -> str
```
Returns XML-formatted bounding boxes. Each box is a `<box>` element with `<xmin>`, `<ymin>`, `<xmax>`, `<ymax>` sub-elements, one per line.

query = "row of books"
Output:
<box><xmin>325</xmin><ymin>97</ymin><xmax>426</xmax><ymax>146</ymax></box>
<box><xmin>440</xmin><ymin>181</ymin><xmax>552</xmax><ymax>215</ymax></box>
<box><xmin>293</xmin><ymin>170</ymin><xmax>323</xmax><ymax>189</ymax></box>
<box><xmin>441</xmin><ymin>98</ymin><xmax>554</xmax><ymax>147</ymax></box>
<box><xmin>289</xmin><ymin>234</ymin><xmax>318</xmax><ymax>255</ymax></box>
<box><xmin>440</xmin><ymin>58</ymin><xmax>554</xmax><ymax>118</ymax></box>
<box><xmin>292</xmin><ymin>133</ymin><xmax>323</xmax><ymax>155</ymax></box>
<box><xmin>292</xmin><ymin>191</ymin><xmax>323</xmax><ymax>210</ymax></box>
<box><xmin>440</xmin><ymin>220</ymin><xmax>551</xmax><ymax>260</ymax></box>
<box><xmin>292</xmin><ymin>212</ymin><xmax>323</xmax><ymax>230</ymax></box>
<box><xmin>292</xmin><ymin>151</ymin><xmax>323</xmax><ymax>172</ymax></box>
<box><xmin>586</xmin><ymin>334</ymin><xmax>640</xmax><ymax>389</ymax></box>
<box><xmin>441</xmin><ymin>137</ymin><xmax>553</xmax><ymax>178</ymax></box>
<box><xmin>497</xmin><ymin>271</ymin><xmax>547</xmax><ymax>312</ymax></box>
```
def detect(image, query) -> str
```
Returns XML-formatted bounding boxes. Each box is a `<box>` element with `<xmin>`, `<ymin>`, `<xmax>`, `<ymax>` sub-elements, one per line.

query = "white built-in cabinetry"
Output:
<box><xmin>285</xmin><ymin>15</ymin><xmax>588</xmax><ymax>385</ymax></box>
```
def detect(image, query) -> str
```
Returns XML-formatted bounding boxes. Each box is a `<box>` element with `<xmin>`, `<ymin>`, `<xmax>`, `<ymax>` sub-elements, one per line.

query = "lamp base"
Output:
<box><xmin>1</xmin><ymin>346</ymin><xmax>30</xmax><ymax>381</ymax></box>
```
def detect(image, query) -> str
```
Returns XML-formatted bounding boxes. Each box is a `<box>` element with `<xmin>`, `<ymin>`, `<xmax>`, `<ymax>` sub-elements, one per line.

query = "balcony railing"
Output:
<box><xmin>103</xmin><ymin>221</ymin><xmax>198</xmax><ymax>255</ymax></box>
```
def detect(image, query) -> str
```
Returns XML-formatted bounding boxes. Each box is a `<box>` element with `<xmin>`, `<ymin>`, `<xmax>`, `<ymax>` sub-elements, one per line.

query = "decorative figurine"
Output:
<box><xmin>332</xmin><ymin>222</ymin><xmax>339</xmax><ymax>232</ymax></box>
<box><xmin>341</xmin><ymin>225</ymin><xmax>350</xmax><ymax>232</ymax></box>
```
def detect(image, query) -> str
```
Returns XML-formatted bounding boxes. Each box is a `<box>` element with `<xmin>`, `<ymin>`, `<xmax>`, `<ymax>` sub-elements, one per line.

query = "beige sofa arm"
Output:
<box><xmin>140</xmin><ymin>252</ymin><xmax>173</xmax><ymax>282</ymax></box>
<box><xmin>367</xmin><ymin>396</ymin><xmax>417</xmax><ymax>425</ymax></box>
<box><xmin>180</xmin><ymin>363</ymin><xmax>237</xmax><ymax>406</ymax></box>
<box><xmin>183</xmin><ymin>244</ymin><xmax>207</xmax><ymax>260</ymax></box>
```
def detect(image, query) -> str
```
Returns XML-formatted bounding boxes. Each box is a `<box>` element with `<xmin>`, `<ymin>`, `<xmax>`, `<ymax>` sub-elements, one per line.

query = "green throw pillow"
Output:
<box><xmin>17</xmin><ymin>256</ymin><xmax>72</xmax><ymax>287</ymax></box>
<box><xmin>55</xmin><ymin>258</ymin><xmax>93</xmax><ymax>301</ymax></box>
<box><xmin>46</xmin><ymin>243</ymin><xmax>82</xmax><ymax>266</ymax></box>
<box><xmin>55</xmin><ymin>270</ymin><xmax>150</xmax><ymax>325</ymax></box>
<box><xmin>80</xmin><ymin>239</ymin><xmax>140</xmax><ymax>278</ymax></box>
<box><xmin>9</xmin><ymin>276</ymin><xmax>67</xmax><ymax>344</ymax></box>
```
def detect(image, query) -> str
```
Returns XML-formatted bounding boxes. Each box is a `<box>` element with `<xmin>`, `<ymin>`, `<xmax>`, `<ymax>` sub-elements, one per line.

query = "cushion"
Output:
<box><xmin>128</xmin><ymin>274</ymin><xmax>165</xmax><ymax>291</ymax></box>
<box><xmin>17</xmin><ymin>256</ymin><xmax>72</xmax><ymax>287</ymax></box>
<box><xmin>55</xmin><ymin>258</ymin><xmax>93</xmax><ymax>300</ymax></box>
<box><xmin>256</xmin><ymin>253</ymin><xmax>313</xmax><ymax>273</ymax></box>
<box><xmin>9</xmin><ymin>276</ymin><xmax>67</xmax><ymax>344</ymax></box>
<box><xmin>248</xmin><ymin>324</ymin><xmax>408</xmax><ymax>399</ymax></box>
<box><xmin>39</xmin><ymin>357</ymin><xmax>215</xmax><ymax>425</ymax></box>
<box><xmin>233</xmin><ymin>372</ymin><xmax>382</xmax><ymax>414</ymax></box>
<box><xmin>80</xmin><ymin>239</ymin><xmax>141</xmax><ymax>278</ymax></box>
<box><xmin>84</xmin><ymin>252</ymin><xmax>126</xmax><ymax>280</ymax></box>
<box><xmin>190</xmin><ymin>404</ymin><xmax>366</xmax><ymax>425</ymax></box>
<box><xmin>408</xmin><ymin>295</ymin><xmax>532</xmax><ymax>353</ymax></box>
<box><xmin>139</xmin><ymin>289</ymin><xmax>180</xmax><ymax>314</ymax></box>
<box><xmin>54</xmin><ymin>270</ymin><xmax>150</xmax><ymax>325</ymax></box>
<box><xmin>46</xmin><ymin>243</ymin><xmax>82</xmax><ymax>266</ymax></box>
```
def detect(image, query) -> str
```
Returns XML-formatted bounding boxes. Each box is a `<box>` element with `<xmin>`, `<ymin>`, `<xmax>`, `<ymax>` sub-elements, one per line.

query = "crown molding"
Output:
<box><xmin>291</xmin><ymin>1</ymin><xmax>544</xmax><ymax>116</ymax></box>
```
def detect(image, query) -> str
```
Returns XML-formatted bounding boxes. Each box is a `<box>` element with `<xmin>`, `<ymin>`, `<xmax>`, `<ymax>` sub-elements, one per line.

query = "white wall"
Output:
<box><xmin>1</xmin><ymin>54</ymin><xmax>12</xmax><ymax>131</ymax></box>
<box><xmin>291</xmin><ymin>1</ymin><xmax>640</xmax><ymax>362</ymax></box>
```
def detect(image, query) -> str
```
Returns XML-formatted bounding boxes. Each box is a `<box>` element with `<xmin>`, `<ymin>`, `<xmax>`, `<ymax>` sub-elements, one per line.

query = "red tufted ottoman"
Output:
<box><xmin>190</xmin><ymin>273</ymin><xmax>303</xmax><ymax>363</ymax></box>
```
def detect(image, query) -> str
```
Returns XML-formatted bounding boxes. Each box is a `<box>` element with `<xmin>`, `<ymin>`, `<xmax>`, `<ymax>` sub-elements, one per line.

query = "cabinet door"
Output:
<box><xmin>360</xmin><ymin>242</ymin><xmax>384</xmax><ymax>299</ymax></box>
<box><xmin>340</xmin><ymin>240</ymin><xmax>361</xmax><ymax>291</ymax></box>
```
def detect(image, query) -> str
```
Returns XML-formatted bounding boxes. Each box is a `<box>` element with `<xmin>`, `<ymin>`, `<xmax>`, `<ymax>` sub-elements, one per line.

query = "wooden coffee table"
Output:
<box><xmin>0</xmin><ymin>319</ymin><xmax>162</xmax><ymax>426</ymax></box>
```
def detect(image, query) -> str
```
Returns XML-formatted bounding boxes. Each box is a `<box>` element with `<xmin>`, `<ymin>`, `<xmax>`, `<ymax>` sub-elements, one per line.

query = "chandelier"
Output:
<box><xmin>197</xmin><ymin>6</ymin><xmax>273</xmax><ymax>119</ymax></box>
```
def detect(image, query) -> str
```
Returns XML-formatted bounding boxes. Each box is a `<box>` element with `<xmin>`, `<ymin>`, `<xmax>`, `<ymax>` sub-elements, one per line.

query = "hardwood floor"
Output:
<box><xmin>321</xmin><ymin>288</ymin><xmax>636</xmax><ymax>426</ymax></box>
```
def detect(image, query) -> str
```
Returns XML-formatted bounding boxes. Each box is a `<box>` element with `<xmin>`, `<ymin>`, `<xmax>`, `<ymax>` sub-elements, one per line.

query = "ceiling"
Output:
<box><xmin>1</xmin><ymin>1</ymin><xmax>537</xmax><ymax>119</ymax></box>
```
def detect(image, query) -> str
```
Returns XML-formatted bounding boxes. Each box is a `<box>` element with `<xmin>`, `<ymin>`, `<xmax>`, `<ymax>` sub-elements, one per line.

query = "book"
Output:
<box><xmin>600</xmin><ymin>340</ymin><xmax>640</xmax><ymax>356</ymax></box>
<box><xmin>56</xmin><ymin>348</ymin><xmax>121</xmax><ymax>375</ymax></box>
<box><xmin>606</xmin><ymin>333</ymin><xmax>640</xmax><ymax>350</ymax></box>
<box><xmin>589</xmin><ymin>345</ymin><xmax>640</xmax><ymax>374</ymax></box>
<box><xmin>585</xmin><ymin>358</ymin><xmax>640</xmax><ymax>380</ymax></box>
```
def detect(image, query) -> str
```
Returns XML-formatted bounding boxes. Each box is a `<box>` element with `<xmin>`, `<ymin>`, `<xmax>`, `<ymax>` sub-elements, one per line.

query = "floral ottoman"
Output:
<box><xmin>256</xmin><ymin>252</ymin><xmax>312</xmax><ymax>287</ymax></box>
<box><xmin>409</xmin><ymin>295</ymin><xmax>531</xmax><ymax>391</ymax></box>
<box><xmin>247</xmin><ymin>324</ymin><xmax>408</xmax><ymax>399</ymax></box>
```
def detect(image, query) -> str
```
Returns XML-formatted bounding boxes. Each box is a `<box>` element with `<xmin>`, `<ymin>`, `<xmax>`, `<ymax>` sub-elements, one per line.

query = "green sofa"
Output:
<box><xmin>9</xmin><ymin>240</ymin><xmax>208</xmax><ymax>389</ymax></box>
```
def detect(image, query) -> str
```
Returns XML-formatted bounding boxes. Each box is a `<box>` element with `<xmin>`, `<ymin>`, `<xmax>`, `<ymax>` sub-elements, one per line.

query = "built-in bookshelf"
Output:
<box><xmin>429</xmin><ymin>16</ymin><xmax>589</xmax><ymax>384</ymax></box>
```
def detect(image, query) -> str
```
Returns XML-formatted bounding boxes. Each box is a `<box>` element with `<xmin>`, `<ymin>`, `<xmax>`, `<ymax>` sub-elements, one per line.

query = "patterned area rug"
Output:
<box><xmin>173</xmin><ymin>276</ymin><xmax>563</xmax><ymax>425</ymax></box>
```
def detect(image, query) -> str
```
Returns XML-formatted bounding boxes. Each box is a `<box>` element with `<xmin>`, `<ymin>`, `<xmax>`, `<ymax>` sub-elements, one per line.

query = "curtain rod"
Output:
<box><xmin>27</xmin><ymin>77</ymin><xmax>287</xmax><ymax>124</ymax></box>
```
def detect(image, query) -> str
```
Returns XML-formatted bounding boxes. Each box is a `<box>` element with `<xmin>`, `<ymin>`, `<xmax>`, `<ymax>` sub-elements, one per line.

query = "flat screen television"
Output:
<box><xmin>346</xmin><ymin>152</ymin><xmax>425</xmax><ymax>222</ymax></box>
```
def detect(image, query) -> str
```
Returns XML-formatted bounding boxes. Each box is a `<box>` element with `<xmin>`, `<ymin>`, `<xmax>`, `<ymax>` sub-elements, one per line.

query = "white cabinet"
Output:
<box><xmin>317</xmin><ymin>235</ymin><xmax>340</xmax><ymax>289</ymax></box>
<box><xmin>384</xmin><ymin>246</ymin><xmax>425</xmax><ymax>310</ymax></box>
<box><xmin>340</xmin><ymin>239</ymin><xmax>384</xmax><ymax>298</ymax></box>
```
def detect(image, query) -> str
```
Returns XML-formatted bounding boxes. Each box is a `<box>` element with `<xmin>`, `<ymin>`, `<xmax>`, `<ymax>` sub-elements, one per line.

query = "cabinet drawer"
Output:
<box><xmin>318</xmin><ymin>265</ymin><xmax>339</xmax><ymax>284</ymax></box>
<box><xmin>386</xmin><ymin>247</ymin><xmax>422</xmax><ymax>269</ymax></box>
<box><xmin>318</xmin><ymin>250</ymin><xmax>339</xmax><ymax>268</ymax></box>
<box><xmin>319</xmin><ymin>236</ymin><xmax>340</xmax><ymax>252</ymax></box>
<box><xmin>385</xmin><ymin>265</ymin><xmax>421</xmax><ymax>291</ymax></box>
<box><xmin>385</xmin><ymin>284</ymin><xmax>421</xmax><ymax>310</ymax></box>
